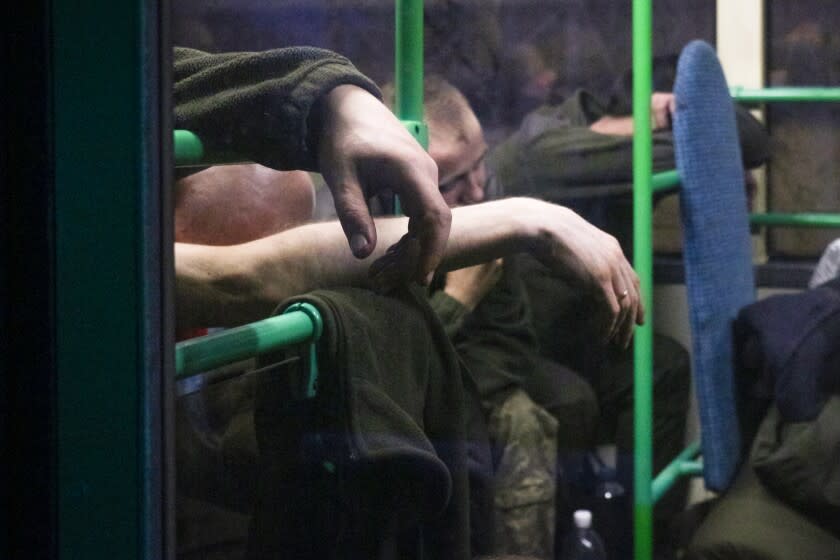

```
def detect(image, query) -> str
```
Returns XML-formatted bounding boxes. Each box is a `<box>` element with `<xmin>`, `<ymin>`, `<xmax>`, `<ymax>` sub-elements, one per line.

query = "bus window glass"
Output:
<box><xmin>170</xmin><ymin>2</ymin><xmax>713</xmax><ymax>556</ymax></box>
<box><xmin>767</xmin><ymin>0</ymin><xmax>840</xmax><ymax>257</ymax></box>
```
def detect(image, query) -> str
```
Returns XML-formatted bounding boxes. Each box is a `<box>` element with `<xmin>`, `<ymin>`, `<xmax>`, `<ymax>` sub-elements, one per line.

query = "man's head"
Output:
<box><xmin>175</xmin><ymin>164</ymin><xmax>315</xmax><ymax>245</ymax></box>
<box><xmin>384</xmin><ymin>75</ymin><xmax>488</xmax><ymax>207</ymax></box>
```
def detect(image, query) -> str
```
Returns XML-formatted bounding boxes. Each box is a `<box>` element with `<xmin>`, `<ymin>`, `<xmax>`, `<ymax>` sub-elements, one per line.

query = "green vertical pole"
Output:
<box><xmin>395</xmin><ymin>0</ymin><xmax>425</xmax><ymax>129</ymax></box>
<box><xmin>632</xmin><ymin>1</ymin><xmax>655</xmax><ymax>559</ymax></box>
<box><xmin>394</xmin><ymin>0</ymin><xmax>427</xmax><ymax>214</ymax></box>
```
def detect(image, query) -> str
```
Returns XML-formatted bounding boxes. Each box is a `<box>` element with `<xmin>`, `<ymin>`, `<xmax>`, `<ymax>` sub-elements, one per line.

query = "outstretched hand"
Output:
<box><xmin>316</xmin><ymin>85</ymin><xmax>452</xmax><ymax>285</ymax></box>
<box><xmin>537</xmin><ymin>204</ymin><xmax>644</xmax><ymax>348</ymax></box>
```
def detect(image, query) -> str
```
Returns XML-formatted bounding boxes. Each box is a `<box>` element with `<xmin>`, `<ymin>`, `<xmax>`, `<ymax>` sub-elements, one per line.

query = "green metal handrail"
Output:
<box><xmin>651</xmin><ymin>441</ymin><xmax>701</xmax><ymax>503</ymax></box>
<box><xmin>750</xmin><ymin>212</ymin><xmax>840</xmax><ymax>228</ymax></box>
<box><xmin>394</xmin><ymin>0</ymin><xmax>426</xmax><ymax>215</ymax></box>
<box><xmin>175</xmin><ymin>304</ymin><xmax>322</xmax><ymax>388</ymax></box>
<box><xmin>174</xmin><ymin>129</ymin><xmax>203</xmax><ymax>165</ymax></box>
<box><xmin>731</xmin><ymin>86</ymin><xmax>840</xmax><ymax>103</ymax></box>
<box><xmin>395</xmin><ymin>0</ymin><xmax>427</xmax><ymax>149</ymax></box>
<box><xmin>631</xmin><ymin>1</ymin><xmax>655</xmax><ymax>559</ymax></box>
<box><xmin>653</xmin><ymin>173</ymin><xmax>840</xmax><ymax>229</ymax></box>
<box><xmin>652</xmin><ymin>169</ymin><xmax>681</xmax><ymax>193</ymax></box>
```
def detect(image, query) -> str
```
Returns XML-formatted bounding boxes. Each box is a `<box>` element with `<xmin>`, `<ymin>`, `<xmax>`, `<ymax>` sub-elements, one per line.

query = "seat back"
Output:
<box><xmin>673</xmin><ymin>40</ymin><xmax>756</xmax><ymax>491</ymax></box>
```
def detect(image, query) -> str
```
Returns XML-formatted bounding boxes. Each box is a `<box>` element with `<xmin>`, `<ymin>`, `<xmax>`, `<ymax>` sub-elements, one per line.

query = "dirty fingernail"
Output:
<box><xmin>350</xmin><ymin>233</ymin><xmax>368</xmax><ymax>256</ymax></box>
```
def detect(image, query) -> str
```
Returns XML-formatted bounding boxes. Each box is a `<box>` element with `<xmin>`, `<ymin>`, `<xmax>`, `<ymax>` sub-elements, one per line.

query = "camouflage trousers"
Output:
<box><xmin>487</xmin><ymin>389</ymin><xmax>559</xmax><ymax>559</ymax></box>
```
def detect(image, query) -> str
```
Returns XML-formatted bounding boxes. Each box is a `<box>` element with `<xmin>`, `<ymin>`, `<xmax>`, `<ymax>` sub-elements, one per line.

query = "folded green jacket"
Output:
<box><xmin>751</xmin><ymin>396</ymin><xmax>840</xmax><ymax>537</ymax></box>
<box><xmin>251</xmin><ymin>286</ymin><xmax>471</xmax><ymax>560</ymax></box>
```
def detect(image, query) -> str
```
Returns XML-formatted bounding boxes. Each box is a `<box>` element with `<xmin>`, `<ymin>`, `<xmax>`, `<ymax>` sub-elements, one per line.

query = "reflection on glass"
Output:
<box><xmin>767</xmin><ymin>1</ymin><xmax>840</xmax><ymax>256</ymax></box>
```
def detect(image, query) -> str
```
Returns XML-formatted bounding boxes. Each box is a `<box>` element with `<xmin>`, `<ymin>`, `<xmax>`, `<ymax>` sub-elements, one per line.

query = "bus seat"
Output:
<box><xmin>672</xmin><ymin>40</ymin><xmax>756</xmax><ymax>492</ymax></box>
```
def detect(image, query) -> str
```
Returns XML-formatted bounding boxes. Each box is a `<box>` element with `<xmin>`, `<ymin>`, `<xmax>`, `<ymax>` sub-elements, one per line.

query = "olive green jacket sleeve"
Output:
<box><xmin>173</xmin><ymin>46</ymin><xmax>381</xmax><ymax>171</ymax></box>
<box><xmin>429</xmin><ymin>258</ymin><xmax>540</xmax><ymax>403</ymax></box>
<box><xmin>428</xmin><ymin>291</ymin><xmax>472</xmax><ymax>340</ymax></box>
<box><xmin>489</xmin><ymin>89</ymin><xmax>675</xmax><ymax>201</ymax></box>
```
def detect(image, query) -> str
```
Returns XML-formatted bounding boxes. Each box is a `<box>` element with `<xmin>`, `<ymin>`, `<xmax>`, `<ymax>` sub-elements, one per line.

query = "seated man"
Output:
<box><xmin>377</xmin><ymin>76</ymin><xmax>641</xmax><ymax>558</ymax></box>
<box><xmin>489</xmin><ymin>53</ymin><xmax>770</xmax><ymax>555</ymax></box>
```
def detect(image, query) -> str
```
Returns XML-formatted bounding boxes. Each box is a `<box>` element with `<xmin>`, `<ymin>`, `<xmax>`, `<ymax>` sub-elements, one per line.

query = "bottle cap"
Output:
<box><xmin>574</xmin><ymin>509</ymin><xmax>592</xmax><ymax>529</ymax></box>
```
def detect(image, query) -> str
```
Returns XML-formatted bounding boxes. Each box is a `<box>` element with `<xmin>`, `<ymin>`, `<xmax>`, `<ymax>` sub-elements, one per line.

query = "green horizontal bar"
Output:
<box><xmin>679</xmin><ymin>460</ymin><xmax>703</xmax><ymax>477</ymax></box>
<box><xmin>173</xmin><ymin>129</ymin><xmax>203</xmax><ymax>165</ymax></box>
<box><xmin>652</xmin><ymin>169</ymin><xmax>681</xmax><ymax>193</ymax></box>
<box><xmin>175</xmin><ymin>306</ymin><xmax>322</xmax><ymax>379</ymax></box>
<box><xmin>750</xmin><ymin>212</ymin><xmax>840</xmax><ymax>228</ymax></box>
<box><xmin>651</xmin><ymin>441</ymin><xmax>701</xmax><ymax>503</ymax></box>
<box><xmin>731</xmin><ymin>86</ymin><xmax>840</xmax><ymax>103</ymax></box>
<box><xmin>648</xmin><ymin>177</ymin><xmax>840</xmax><ymax>228</ymax></box>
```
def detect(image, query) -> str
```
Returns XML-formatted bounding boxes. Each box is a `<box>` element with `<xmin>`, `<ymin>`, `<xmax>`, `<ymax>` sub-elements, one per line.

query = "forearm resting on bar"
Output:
<box><xmin>175</xmin><ymin>197</ymin><xmax>640</xmax><ymax>341</ymax></box>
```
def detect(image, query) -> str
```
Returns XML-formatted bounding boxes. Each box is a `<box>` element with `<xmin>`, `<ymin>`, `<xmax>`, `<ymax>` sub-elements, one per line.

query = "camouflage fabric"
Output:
<box><xmin>487</xmin><ymin>389</ymin><xmax>559</xmax><ymax>559</ymax></box>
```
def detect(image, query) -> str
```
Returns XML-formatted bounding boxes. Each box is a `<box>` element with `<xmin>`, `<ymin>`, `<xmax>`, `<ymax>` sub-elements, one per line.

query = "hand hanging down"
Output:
<box><xmin>529</xmin><ymin>202</ymin><xmax>644</xmax><ymax>349</ymax></box>
<box><xmin>173</xmin><ymin>48</ymin><xmax>451</xmax><ymax>287</ymax></box>
<box><xmin>316</xmin><ymin>85</ymin><xmax>451</xmax><ymax>285</ymax></box>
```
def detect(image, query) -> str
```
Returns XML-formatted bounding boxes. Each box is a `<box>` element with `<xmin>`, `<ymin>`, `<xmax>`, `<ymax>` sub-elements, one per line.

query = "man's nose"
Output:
<box><xmin>463</xmin><ymin>170</ymin><xmax>485</xmax><ymax>203</ymax></box>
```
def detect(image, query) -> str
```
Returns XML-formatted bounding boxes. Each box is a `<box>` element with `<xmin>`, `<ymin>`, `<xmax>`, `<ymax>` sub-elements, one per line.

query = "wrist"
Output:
<box><xmin>527</xmin><ymin>200</ymin><xmax>580</xmax><ymax>264</ymax></box>
<box><xmin>443</xmin><ymin>284</ymin><xmax>478</xmax><ymax>311</ymax></box>
<box><xmin>310</xmin><ymin>85</ymin><xmax>364</xmax><ymax>161</ymax></box>
<box><xmin>319</xmin><ymin>84</ymin><xmax>374</xmax><ymax>128</ymax></box>
<box><xmin>507</xmin><ymin>197</ymin><xmax>561</xmax><ymax>254</ymax></box>
<box><xmin>490</xmin><ymin>197</ymin><xmax>538</xmax><ymax>245</ymax></box>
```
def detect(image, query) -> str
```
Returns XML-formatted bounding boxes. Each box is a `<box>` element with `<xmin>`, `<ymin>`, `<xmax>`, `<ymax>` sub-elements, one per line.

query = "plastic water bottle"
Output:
<box><xmin>560</xmin><ymin>509</ymin><xmax>607</xmax><ymax>560</ymax></box>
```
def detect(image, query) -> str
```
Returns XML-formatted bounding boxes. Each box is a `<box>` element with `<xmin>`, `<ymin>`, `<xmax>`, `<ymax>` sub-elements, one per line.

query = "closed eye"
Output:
<box><xmin>438</xmin><ymin>150</ymin><xmax>487</xmax><ymax>193</ymax></box>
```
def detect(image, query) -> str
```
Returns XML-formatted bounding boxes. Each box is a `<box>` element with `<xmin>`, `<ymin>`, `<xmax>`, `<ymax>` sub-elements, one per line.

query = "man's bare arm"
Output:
<box><xmin>589</xmin><ymin>92</ymin><xmax>676</xmax><ymax>136</ymax></box>
<box><xmin>176</xmin><ymin>197</ymin><xmax>642</xmax><ymax>345</ymax></box>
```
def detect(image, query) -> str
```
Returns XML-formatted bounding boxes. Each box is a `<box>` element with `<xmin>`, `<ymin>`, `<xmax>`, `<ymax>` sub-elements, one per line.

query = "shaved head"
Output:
<box><xmin>382</xmin><ymin>75</ymin><xmax>488</xmax><ymax>206</ymax></box>
<box><xmin>175</xmin><ymin>164</ymin><xmax>315</xmax><ymax>245</ymax></box>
